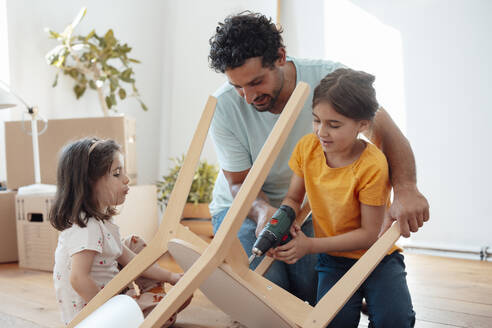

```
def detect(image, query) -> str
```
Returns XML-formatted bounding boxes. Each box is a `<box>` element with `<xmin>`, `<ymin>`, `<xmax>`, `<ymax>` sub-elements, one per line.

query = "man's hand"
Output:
<box><xmin>380</xmin><ymin>185</ymin><xmax>430</xmax><ymax>237</ymax></box>
<box><xmin>271</xmin><ymin>223</ymin><xmax>312</xmax><ymax>264</ymax></box>
<box><xmin>255</xmin><ymin>205</ymin><xmax>277</xmax><ymax>237</ymax></box>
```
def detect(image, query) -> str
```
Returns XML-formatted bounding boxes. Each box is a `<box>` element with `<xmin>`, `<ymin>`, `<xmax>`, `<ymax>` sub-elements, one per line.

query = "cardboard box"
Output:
<box><xmin>5</xmin><ymin>115</ymin><xmax>137</xmax><ymax>190</ymax></box>
<box><xmin>15</xmin><ymin>185</ymin><xmax>157</xmax><ymax>271</ymax></box>
<box><xmin>16</xmin><ymin>189</ymin><xmax>58</xmax><ymax>271</ymax></box>
<box><xmin>114</xmin><ymin>185</ymin><xmax>159</xmax><ymax>242</ymax></box>
<box><xmin>0</xmin><ymin>190</ymin><xmax>18</xmax><ymax>263</ymax></box>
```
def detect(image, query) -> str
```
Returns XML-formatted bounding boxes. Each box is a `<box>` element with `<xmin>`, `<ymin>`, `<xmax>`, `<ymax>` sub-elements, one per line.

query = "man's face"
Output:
<box><xmin>225</xmin><ymin>57</ymin><xmax>284</xmax><ymax>113</ymax></box>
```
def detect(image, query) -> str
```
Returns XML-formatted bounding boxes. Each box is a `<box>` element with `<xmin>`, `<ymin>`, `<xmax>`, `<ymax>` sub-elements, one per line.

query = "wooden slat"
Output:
<box><xmin>141</xmin><ymin>82</ymin><xmax>310</xmax><ymax>327</ymax></box>
<box><xmin>67</xmin><ymin>96</ymin><xmax>217</xmax><ymax>327</ymax></box>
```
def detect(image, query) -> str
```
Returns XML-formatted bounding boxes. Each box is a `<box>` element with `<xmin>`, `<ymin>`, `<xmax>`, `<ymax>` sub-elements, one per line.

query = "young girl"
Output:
<box><xmin>50</xmin><ymin>138</ymin><xmax>188</xmax><ymax>327</ymax></box>
<box><xmin>271</xmin><ymin>69</ymin><xmax>415</xmax><ymax>327</ymax></box>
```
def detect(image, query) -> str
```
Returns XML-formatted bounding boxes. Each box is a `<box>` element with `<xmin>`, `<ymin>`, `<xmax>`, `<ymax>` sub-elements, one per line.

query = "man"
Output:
<box><xmin>208</xmin><ymin>12</ymin><xmax>429</xmax><ymax>306</ymax></box>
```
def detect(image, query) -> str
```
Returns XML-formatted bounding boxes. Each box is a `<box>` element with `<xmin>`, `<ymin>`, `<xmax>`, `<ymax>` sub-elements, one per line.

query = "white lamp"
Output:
<box><xmin>0</xmin><ymin>81</ymin><xmax>55</xmax><ymax>195</ymax></box>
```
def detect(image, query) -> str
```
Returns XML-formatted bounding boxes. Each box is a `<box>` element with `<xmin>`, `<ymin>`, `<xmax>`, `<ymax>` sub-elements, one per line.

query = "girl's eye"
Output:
<box><xmin>313</xmin><ymin>119</ymin><xmax>320</xmax><ymax>123</ymax></box>
<box><xmin>329</xmin><ymin>124</ymin><xmax>341</xmax><ymax>128</ymax></box>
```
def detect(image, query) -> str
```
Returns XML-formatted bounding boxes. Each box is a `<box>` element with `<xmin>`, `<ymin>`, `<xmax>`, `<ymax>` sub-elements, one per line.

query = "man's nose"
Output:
<box><xmin>241</xmin><ymin>86</ymin><xmax>255</xmax><ymax>104</ymax></box>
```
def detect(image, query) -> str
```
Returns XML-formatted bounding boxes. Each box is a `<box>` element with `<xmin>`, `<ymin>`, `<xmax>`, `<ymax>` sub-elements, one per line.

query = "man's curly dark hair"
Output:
<box><xmin>209</xmin><ymin>11</ymin><xmax>285</xmax><ymax>73</ymax></box>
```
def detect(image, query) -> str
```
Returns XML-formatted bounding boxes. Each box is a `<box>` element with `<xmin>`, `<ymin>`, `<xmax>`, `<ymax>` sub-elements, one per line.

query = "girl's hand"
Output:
<box><xmin>265</xmin><ymin>223</ymin><xmax>301</xmax><ymax>258</ymax></box>
<box><xmin>290</xmin><ymin>223</ymin><xmax>301</xmax><ymax>237</ymax></box>
<box><xmin>168</xmin><ymin>272</ymin><xmax>183</xmax><ymax>285</ymax></box>
<box><xmin>272</xmin><ymin>229</ymin><xmax>312</xmax><ymax>264</ymax></box>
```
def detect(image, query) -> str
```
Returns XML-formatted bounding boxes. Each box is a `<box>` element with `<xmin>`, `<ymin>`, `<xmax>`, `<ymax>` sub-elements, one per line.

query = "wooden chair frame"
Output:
<box><xmin>162</xmin><ymin>80</ymin><xmax>402</xmax><ymax>327</ymax></box>
<box><xmin>68</xmin><ymin>96</ymin><xmax>218</xmax><ymax>327</ymax></box>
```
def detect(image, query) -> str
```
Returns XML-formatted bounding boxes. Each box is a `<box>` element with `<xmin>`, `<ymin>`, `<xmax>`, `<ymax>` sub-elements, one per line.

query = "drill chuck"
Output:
<box><xmin>252</xmin><ymin>230</ymin><xmax>277</xmax><ymax>256</ymax></box>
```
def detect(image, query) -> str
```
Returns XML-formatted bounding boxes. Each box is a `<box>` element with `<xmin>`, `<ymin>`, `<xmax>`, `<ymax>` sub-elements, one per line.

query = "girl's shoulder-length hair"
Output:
<box><xmin>49</xmin><ymin>138</ymin><xmax>121</xmax><ymax>231</ymax></box>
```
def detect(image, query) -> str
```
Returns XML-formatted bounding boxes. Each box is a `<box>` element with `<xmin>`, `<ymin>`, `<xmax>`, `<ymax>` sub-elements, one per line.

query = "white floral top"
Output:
<box><xmin>53</xmin><ymin>217</ymin><xmax>122</xmax><ymax>325</ymax></box>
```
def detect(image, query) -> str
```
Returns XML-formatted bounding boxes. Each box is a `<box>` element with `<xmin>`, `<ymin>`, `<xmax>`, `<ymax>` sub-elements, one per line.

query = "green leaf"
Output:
<box><xmin>110</xmin><ymin>93</ymin><xmax>117</xmax><ymax>106</ymax></box>
<box><xmin>46</xmin><ymin>28</ymin><xmax>61</xmax><ymax>39</ymax></box>
<box><xmin>73</xmin><ymin>84</ymin><xmax>86</xmax><ymax>99</ymax></box>
<box><xmin>118</xmin><ymin>88</ymin><xmax>126</xmax><ymax>100</ymax></box>
<box><xmin>85</xmin><ymin>29</ymin><xmax>96</xmax><ymax>42</ymax></box>
<box><xmin>105</xmin><ymin>96</ymin><xmax>112</xmax><ymax>109</ymax></box>
<box><xmin>109</xmin><ymin>76</ymin><xmax>119</xmax><ymax>92</ymax></box>
<box><xmin>139</xmin><ymin>100</ymin><xmax>148</xmax><ymax>111</ymax></box>
<box><xmin>119</xmin><ymin>68</ymin><xmax>133</xmax><ymax>83</ymax></box>
<box><xmin>88</xmin><ymin>80</ymin><xmax>97</xmax><ymax>90</ymax></box>
<box><xmin>128</xmin><ymin>58</ymin><xmax>141</xmax><ymax>64</ymax></box>
<box><xmin>52</xmin><ymin>73</ymin><xmax>59</xmax><ymax>87</ymax></box>
<box><xmin>104</xmin><ymin>29</ymin><xmax>116</xmax><ymax>47</ymax></box>
<box><xmin>71</xmin><ymin>7</ymin><xmax>87</xmax><ymax>29</ymax></box>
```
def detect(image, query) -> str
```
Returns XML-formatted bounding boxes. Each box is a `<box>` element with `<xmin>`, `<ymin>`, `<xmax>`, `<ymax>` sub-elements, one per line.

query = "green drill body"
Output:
<box><xmin>251</xmin><ymin>205</ymin><xmax>296</xmax><ymax>260</ymax></box>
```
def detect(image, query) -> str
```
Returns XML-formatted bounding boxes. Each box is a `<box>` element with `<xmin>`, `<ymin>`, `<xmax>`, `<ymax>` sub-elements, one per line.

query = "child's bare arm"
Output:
<box><xmin>281</xmin><ymin>173</ymin><xmax>306</xmax><ymax>215</ymax></box>
<box><xmin>118</xmin><ymin>245</ymin><xmax>182</xmax><ymax>284</ymax></box>
<box><xmin>70</xmin><ymin>250</ymin><xmax>100</xmax><ymax>302</ymax></box>
<box><xmin>274</xmin><ymin>204</ymin><xmax>386</xmax><ymax>263</ymax></box>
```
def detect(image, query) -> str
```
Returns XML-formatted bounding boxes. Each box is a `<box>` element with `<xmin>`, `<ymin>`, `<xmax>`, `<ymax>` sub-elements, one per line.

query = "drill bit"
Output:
<box><xmin>248</xmin><ymin>254</ymin><xmax>256</xmax><ymax>264</ymax></box>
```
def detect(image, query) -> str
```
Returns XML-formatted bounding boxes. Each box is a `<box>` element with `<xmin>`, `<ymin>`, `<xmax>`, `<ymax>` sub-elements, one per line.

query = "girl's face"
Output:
<box><xmin>93</xmin><ymin>152</ymin><xmax>130</xmax><ymax>210</ymax></box>
<box><xmin>312</xmin><ymin>101</ymin><xmax>369</xmax><ymax>154</ymax></box>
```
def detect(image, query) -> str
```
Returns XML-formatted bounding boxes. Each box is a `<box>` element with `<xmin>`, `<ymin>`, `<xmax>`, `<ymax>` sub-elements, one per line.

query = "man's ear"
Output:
<box><xmin>276</xmin><ymin>48</ymin><xmax>287</xmax><ymax>66</ymax></box>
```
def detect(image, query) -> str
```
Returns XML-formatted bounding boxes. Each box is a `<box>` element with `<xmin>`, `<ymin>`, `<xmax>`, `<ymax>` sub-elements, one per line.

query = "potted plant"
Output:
<box><xmin>157</xmin><ymin>156</ymin><xmax>218</xmax><ymax>221</ymax></box>
<box><xmin>44</xmin><ymin>7</ymin><xmax>147</xmax><ymax>116</ymax></box>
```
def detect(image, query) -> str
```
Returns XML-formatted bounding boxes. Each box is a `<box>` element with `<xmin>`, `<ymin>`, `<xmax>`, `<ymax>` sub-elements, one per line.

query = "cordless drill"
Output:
<box><xmin>249</xmin><ymin>205</ymin><xmax>296</xmax><ymax>264</ymax></box>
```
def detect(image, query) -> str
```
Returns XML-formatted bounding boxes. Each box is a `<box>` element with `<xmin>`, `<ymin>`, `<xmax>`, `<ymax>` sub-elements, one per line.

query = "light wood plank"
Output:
<box><xmin>67</xmin><ymin>96</ymin><xmax>217</xmax><ymax>327</ymax></box>
<box><xmin>141</xmin><ymin>82</ymin><xmax>310</xmax><ymax>327</ymax></box>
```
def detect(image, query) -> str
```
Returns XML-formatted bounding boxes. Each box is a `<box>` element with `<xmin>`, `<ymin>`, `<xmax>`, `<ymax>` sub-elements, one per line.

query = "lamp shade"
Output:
<box><xmin>0</xmin><ymin>83</ymin><xmax>20</xmax><ymax>109</ymax></box>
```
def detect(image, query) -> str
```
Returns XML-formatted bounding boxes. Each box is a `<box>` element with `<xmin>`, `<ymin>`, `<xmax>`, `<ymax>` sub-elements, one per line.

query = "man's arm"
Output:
<box><xmin>223</xmin><ymin>168</ymin><xmax>277</xmax><ymax>237</ymax></box>
<box><xmin>365</xmin><ymin>107</ymin><xmax>430</xmax><ymax>237</ymax></box>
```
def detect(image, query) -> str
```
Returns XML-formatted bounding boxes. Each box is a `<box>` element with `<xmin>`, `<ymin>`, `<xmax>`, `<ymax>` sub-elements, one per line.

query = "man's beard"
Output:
<box><xmin>252</xmin><ymin>73</ymin><xmax>284</xmax><ymax>113</ymax></box>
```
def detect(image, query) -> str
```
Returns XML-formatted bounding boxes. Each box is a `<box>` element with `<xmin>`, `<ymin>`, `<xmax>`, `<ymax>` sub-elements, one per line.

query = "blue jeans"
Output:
<box><xmin>212</xmin><ymin>208</ymin><xmax>318</xmax><ymax>306</ymax></box>
<box><xmin>316</xmin><ymin>252</ymin><xmax>415</xmax><ymax>328</ymax></box>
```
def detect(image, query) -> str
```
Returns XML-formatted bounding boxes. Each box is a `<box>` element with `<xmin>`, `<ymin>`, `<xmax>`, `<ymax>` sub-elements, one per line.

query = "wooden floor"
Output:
<box><xmin>0</xmin><ymin>253</ymin><xmax>491</xmax><ymax>328</ymax></box>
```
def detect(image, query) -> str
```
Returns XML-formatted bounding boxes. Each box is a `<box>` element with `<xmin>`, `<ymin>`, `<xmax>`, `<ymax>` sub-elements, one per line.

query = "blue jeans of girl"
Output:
<box><xmin>317</xmin><ymin>252</ymin><xmax>416</xmax><ymax>328</ymax></box>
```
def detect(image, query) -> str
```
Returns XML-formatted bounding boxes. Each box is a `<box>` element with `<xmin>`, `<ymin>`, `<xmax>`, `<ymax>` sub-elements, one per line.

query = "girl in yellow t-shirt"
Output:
<box><xmin>272</xmin><ymin>68</ymin><xmax>415</xmax><ymax>327</ymax></box>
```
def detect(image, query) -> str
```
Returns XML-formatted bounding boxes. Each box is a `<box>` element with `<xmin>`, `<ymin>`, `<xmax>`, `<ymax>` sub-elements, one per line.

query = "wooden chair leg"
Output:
<box><xmin>67</xmin><ymin>96</ymin><xmax>217</xmax><ymax>327</ymax></box>
<box><xmin>139</xmin><ymin>82</ymin><xmax>310</xmax><ymax>328</ymax></box>
<box><xmin>303</xmin><ymin>222</ymin><xmax>401</xmax><ymax>328</ymax></box>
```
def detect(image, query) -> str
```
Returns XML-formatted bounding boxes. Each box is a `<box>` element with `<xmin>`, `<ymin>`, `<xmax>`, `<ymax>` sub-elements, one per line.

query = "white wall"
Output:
<box><xmin>281</xmin><ymin>0</ymin><xmax>325</xmax><ymax>59</ymax></box>
<box><xmin>6</xmin><ymin>0</ymin><xmax>166</xmax><ymax>184</ymax></box>
<box><xmin>158</xmin><ymin>0</ymin><xmax>276</xmax><ymax>176</ymax></box>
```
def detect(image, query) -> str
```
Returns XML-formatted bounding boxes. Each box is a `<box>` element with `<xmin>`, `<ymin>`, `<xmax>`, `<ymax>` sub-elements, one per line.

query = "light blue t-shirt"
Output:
<box><xmin>209</xmin><ymin>57</ymin><xmax>344</xmax><ymax>216</ymax></box>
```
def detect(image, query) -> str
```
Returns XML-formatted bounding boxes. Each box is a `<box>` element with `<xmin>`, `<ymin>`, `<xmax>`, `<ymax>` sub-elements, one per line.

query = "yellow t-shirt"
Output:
<box><xmin>289</xmin><ymin>133</ymin><xmax>399</xmax><ymax>259</ymax></box>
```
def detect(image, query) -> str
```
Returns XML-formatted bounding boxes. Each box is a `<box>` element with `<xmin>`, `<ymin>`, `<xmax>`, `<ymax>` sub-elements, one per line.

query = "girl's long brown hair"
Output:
<box><xmin>49</xmin><ymin>138</ymin><xmax>121</xmax><ymax>231</ymax></box>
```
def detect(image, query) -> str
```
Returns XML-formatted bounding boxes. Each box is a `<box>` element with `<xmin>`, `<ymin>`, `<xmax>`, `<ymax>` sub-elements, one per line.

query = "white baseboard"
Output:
<box><xmin>399</xmin><ymin>240</ymin><xmax>490</xmax><ymax>261</ymax></box>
